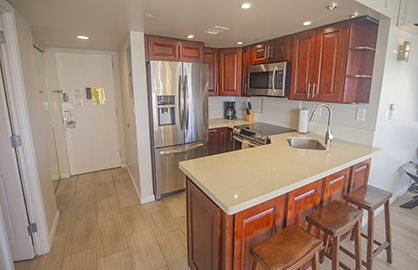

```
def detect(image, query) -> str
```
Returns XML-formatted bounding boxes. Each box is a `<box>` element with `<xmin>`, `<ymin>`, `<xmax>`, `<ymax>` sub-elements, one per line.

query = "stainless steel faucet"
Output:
<box><xmin>310</xmin><ymin>103</ymin><xmax>333</xmax><ymax>148</ymax></box>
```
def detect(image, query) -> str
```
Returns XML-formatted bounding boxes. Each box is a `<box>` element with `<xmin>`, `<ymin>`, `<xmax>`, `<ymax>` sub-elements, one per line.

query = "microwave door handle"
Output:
<box><xmin>272</xmin><ymin>67</ymin><xmax>278</xmax><ymax>92</ymax></box>
<box><xmin>178</xmin><ymin>75</ymin><xmax>184</xmax><ymax>130</ymax></box>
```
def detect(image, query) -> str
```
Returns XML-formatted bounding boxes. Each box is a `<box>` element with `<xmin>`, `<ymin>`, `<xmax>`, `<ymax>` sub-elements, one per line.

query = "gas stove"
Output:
<box><xmin>232</xmin><ymin>123</ymin><xmax>295</xmax><ymax>146</ymax></box>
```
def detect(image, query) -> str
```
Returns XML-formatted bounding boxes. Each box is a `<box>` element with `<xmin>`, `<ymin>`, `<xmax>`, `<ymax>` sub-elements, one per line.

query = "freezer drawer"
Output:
<box><xmin>153</xmin><ymin>141</ymin><xmax>209</xmax><ymax>198</ymax></box>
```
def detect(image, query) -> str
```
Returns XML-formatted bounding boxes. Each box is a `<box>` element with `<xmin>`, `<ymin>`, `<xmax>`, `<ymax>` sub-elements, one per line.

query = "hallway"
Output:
<box><xmin>14</xmin><ymin>168</ymin><xmax>187</xmax><ymax>270</ymax></box>
<box><xmin>13</xmin><ymin>167</ymin><xmax>418</xmax><ymax>269</ymax></box>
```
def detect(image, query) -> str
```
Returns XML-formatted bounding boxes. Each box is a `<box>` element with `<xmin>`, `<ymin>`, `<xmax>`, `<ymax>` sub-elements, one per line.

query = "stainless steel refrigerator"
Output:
<box><xmin>148</xmin><ymin>61</ymin><xmax>209</xmax><ymax>199</ymax></box>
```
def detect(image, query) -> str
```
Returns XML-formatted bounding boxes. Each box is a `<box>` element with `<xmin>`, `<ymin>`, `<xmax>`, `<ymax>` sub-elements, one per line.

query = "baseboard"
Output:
<box><xmin>49</xmin><ymin>210</ymin><xmax>60</xmax><ymax>247</ymax></box>
<box><xmin>60</xmin><ymin>173</ymin><xmax>70</xmax><ymax>179</ymax></box>
<box><xmin>141</xmin><ymin>195</ymin><xmax>156</xmax><ymax>204</ymax></box>
<box><xmin>123</xmin><ymin>163</ymin><xmax>155</xmax><ymax>204</ymax></box>
<box><xmin>52</xmin><ymin>174</ymin><xmax>59</xmax><ymax>181</ymax></box>
<box><xmin>121</xmin><ymin>163</ymin><xmax>127</xmax><ymax>168</ymax></box>
<box><xmin>361</xmin><ymin>184</ymin><xmax>409</xmax><ymax>227</ymax></box>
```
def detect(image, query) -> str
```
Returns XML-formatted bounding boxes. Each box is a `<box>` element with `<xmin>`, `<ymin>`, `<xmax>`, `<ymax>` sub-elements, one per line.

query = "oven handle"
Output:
<box><xmin>233</xmin><ymin>136</ymin><xmax>261</xmax><ymax>148</ymax></box>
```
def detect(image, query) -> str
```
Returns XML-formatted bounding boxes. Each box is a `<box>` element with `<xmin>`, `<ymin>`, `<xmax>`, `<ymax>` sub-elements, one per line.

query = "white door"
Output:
<box><xmin>0</xmin><ymin>65</ymin><xmax>35</xmax><ymax>261</ymax></box>
<box><xmin>56</xmin><ymin>53</ymin><xmax>121</xmax><ymax>175</ymax></box>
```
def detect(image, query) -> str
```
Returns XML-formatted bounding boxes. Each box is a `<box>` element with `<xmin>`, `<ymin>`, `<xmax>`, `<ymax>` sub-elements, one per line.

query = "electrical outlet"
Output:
<box><xmin>356</xmin><ymin>108</ymin><xmax>366</xmax><ymax>121</ymax></box>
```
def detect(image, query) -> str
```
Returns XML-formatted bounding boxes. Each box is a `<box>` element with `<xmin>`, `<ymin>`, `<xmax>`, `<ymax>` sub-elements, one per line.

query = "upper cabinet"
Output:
<box><xmin>204</xmin><ymin>47</ymin><xmax>219</xmax><ymax>96</ymax></box>
<box><xmin>219</xmin><ymin>48</ymin><xmax>242</xmax><ymax>96</ymax></box>
<box><xmin>251</xmin><ymin>36</ymin><xmax>291</xmax><ymax>65</ymax></box>
<box><xmin>289</xmin><ymin>16</ymin><xmax>378</xmax><ymax>103</ymax></box>
<box><xmin>146</xmin><ymin>35</ymin><xmax>204</xmax><ymax>63</ymax></box>
<box><xmin>241</xmin><ymin>46</ymin><xmax>251</xmax><ymax>97</ymax></box>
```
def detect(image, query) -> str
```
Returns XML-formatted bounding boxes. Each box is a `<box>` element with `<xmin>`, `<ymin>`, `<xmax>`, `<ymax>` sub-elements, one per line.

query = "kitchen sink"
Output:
<box><xmin>286</xmin><ymin>138</ymin><xmax>326</xmax><ymax>150</ymax></box>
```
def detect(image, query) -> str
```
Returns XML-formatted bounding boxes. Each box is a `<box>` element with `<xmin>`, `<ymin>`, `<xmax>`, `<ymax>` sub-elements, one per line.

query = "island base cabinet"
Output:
<box><xmin>186</xmin><ymin>159</ymin><xmax>371</xmax><ymax>270</ymax></box>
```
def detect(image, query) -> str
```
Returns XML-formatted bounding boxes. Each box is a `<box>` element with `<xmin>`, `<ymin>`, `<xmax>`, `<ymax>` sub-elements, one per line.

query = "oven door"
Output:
<box><xmin>232</xmin><ymin>135</ymin><xmax>262</xmax><ymax>150</ymax></box>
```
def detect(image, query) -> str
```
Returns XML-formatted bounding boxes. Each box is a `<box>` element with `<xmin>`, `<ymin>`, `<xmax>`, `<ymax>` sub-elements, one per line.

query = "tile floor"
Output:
<box><xmin>13</xmin><ymin>168</ymin><xmax>418</xmax><ymax>270</ymax></box>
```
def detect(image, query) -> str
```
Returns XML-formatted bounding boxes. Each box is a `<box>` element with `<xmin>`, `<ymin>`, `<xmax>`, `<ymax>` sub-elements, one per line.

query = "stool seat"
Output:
<box><xmin>306</xmin><ymin>200</ymin><xmax>363</xmax><ymax>270</ymax></box>
<box><xmin>250</xmin><ymin>224</ymin><xmax>323</xmax><ymax>270</ymax></box>
<box><xmin>306</xmin><ymin>200</ymin><xmax>363</xmax><ymax>237</ymax></box>
<box><xmin>344</xmin><ymin>185</ymin><xmax>392</xmax><ymax>211</ymax></box>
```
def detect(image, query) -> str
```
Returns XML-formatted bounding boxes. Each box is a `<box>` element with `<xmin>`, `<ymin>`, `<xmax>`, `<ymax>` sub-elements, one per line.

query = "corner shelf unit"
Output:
<box><xmin>343</xmin><ymin>16</ymin><xmax>379</xmax><ymax>104</ymax></box>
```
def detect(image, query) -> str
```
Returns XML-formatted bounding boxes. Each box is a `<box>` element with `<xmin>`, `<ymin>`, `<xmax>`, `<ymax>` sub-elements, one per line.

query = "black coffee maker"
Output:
<box><xmin>224</xmin><ymin>101</ymin><xmax>236</xmax><ymax>120</ymax></box>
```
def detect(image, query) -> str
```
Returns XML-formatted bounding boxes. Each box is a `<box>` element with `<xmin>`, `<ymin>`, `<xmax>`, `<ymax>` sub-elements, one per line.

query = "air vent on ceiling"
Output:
<box><xmin>204</xmin><ymin>26</ymin><xmax>229</xmax><ymax>35</ymax></box>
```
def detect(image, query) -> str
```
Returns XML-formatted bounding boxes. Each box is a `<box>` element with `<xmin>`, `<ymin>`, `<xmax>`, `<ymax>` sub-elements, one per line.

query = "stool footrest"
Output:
<box><xmin>373</xmin><ymin>241</ymin><xmax>390</xmax><ymax>258</ymax></box>
<box><xmin>324</xmin><ymin>251</ymin><xmax>360</xmax><ymax>270</ymax></box>
<box><xmin>340</xmin><ymin>246</ymin><xmax>368</xmax><ymax>268</ymax></box>
<box><xmin>360</xmin><ymin>232</ymin><xmax>383</xmax><ymax>246</ymax></box>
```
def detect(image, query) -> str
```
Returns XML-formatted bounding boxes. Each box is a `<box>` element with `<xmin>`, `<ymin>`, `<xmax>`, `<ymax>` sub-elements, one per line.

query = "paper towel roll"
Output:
<box><xmin>298</xmin><ymin>108</ymin><xmax>309</xmax><ymax>133</ymax></box>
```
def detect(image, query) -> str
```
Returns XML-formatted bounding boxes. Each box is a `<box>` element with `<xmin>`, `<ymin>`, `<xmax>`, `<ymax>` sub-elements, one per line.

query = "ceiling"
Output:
<box><xmin>8</xmin><ymin>0</ymin><xmax>384</xmax><ymax>51</ymax></box>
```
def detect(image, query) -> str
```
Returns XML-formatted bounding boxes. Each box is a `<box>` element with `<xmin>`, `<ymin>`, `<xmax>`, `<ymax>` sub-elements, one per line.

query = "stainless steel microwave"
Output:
<box><xmin>248</xmin><ymin>62</ymin><xmax>288</xmax><ymax>97</ymax></box>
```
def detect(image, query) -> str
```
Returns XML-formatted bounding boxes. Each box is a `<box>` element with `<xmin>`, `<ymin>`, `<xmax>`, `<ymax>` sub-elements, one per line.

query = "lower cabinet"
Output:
<box><xmin>186</xmin><ymin>159</ymin><xmax>371</xmax><ymax>270</ymax></box>
<box><xmin>209</xmin><ymin>127</ymin><xmax>233</xmax><ymax>155</ymax></box>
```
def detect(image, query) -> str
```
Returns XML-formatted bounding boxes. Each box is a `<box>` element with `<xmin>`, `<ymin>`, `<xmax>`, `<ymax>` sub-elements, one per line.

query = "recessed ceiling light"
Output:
<box><xmin>327</xmin><ymin>3</ymin><xmax>337</xmax><ymax>10</ymax></box>
<box><xmin>187</xmin><ymin>35</ymin><xmax>194</xmax><ymax>39</ymax></box>
<box><xmin>77</xmin><ymin>36</ymin><xmax>89</xmax><ymax>40</ymax></box>
<box><xmin>303</xmin><ymin>21</ymin><xmax>312</xmax><ymax>26</ymax></box>
<box><xmin>350</xmin><ymin>12</ymin><xmax>359</xmax><ymax>19</ymax></box>
<box><xmin>241</xmin><ymin>3</ymin><xmax>252</xmax><ymax>9</ymax></box>
<box><xmin>144</xmin><ymin>13</ymin><xmax>153</xmax><ymax>18</ymax></box>
<box><xmin>237</xmin><ymin>41</ymin><xmax>243</xmax><ymax>45</ymax></box>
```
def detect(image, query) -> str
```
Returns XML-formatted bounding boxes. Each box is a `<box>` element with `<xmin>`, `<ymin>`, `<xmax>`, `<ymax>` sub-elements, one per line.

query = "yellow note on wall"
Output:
<box><xmin>92</xmin><ymin>88</ymin><xmax>106</xmax><ymax>105</ymax></box>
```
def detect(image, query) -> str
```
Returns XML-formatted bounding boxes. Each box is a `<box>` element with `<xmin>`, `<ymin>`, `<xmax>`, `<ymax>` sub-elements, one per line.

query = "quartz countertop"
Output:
<box><xmin>179</xmin><ymin>132</ymin><xmax>382</xmax><ymax>215</ymax></box>
<box><xmin>209</xmin><ymin>118</ymin><xmax>253</xmax><ymax>129</ymax></box>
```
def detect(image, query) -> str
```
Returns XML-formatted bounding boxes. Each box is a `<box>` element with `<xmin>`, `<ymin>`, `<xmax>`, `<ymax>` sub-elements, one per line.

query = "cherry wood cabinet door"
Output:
<box><xmin>287</xmin><ymin>180</ymin><xmax>322</xmax><ymax>230</ymax></box>
<box><xmin>241</xmin><ymin>46</ymin><xmax>251</xmax><ymax>96</ymax></box>
<box><xmin>219</xmin><ymin>127</ymin><xmax>229</xmax><ymax>154</ymax></box>
<box><xmin>348</xmin><ymin>158</ymin><xmax>371</xmax><ymax>192</ymax></box>
<box><xmin>313</xmin><ymin>21</ymin><xmax>349</xmax><ymax>102</ymax></box>
<box><xmin>251</xmin><ymin>42</ymin><xmax>269</xmax><ymax>65</ymax></box>
<box><xmin>204</xmin><ymin>47</ymin><xmax>219</xmax><ymax>96</ymax></box>
<box><xmin>268</xmin><ymin>36</ymin><xmax>291</xmax><ymax>63</ymax></box>
<box><xmin>147</xmin><ymin>35</ymin><xmax>179</xmax><ymax>62</ymax></box>
<box><xmin>179</xmin><ymin>40</ymin><xmax>205</xmax><ymax>63</ymax></box>
<box><xmin>234</xmin><ymin>195</ymin><xmax>286</xmax><ymax>270</ymax></box>
<box><xmin>187</xmin><ymin>180</ymin><xmax>221</xmax><ymax>270</ymax></box>
<box><xmin>322</xmin><ymin>167</ymin><xmax>351</xmax><ymax>206</ymax></box>
<box><xmin>209</xmin><ymin>129</ymin><xmax>219</xmax><ymax>155</ymax></box>
<box><xmin>289</xmin><ymin>29</ymin><xmax>317</xmax><ymax>101</ymax></box>
<box><xmin>219</xmin><ymin>48</ymin><xmax>242</xmax><ymax>96</ymax></box>
<box><xmin>227</xmin><ymin>128</ymin><xmax>234</xmax><ymax>152</ymax></box>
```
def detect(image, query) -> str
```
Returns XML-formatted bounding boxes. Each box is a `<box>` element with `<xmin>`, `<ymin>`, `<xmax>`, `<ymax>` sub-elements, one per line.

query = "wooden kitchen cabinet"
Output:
<box><xmin>209</xmin><ymin>127</ymin><xmax>233</xmax><ymax>155</ymax></box>
<box><xmin>289</xmin><ymin>16</ymin><xmax>378</xmax><ymax>104</ymax></box>
<box><xmin>205</xmin><ymin>47</ymin><xmax>219</xmax><ymax>96</ymax></box>
<box><xmin>251</xmin><ymin>36</ymin><xmax>291</xmax><ymax>65</ymax></box>
<box><xmin>186</xmin><ymin>159</ymin><xmax>372</xmax><ymax>270</ymax></box>
<box><xmin>348</xmin><ymin>158</ymin><xmax>371</xmax><ymax>192</ymax></box>
<box><xmin>241</xmin><ymin>46</ymin><xmax>251</xmax><ymax>97</ymax></box>
<box><xmin>146</xmin><ymin>35</ymin><xmax>204</xmax><ymax>63</ymax></box>
<box><xmin>187</xmin><ymin>180</ymin><xmax>221</xmax><ymax>270</ymax></box>
<box><xmin>322</xmin><ymin>167</ymin><xmax>351</xmax><ymax>206</ymax></box>
<box><xmin>219</xmin><ymin>48</ymin><xmax>242</xmax><ymax>96</ymax></box>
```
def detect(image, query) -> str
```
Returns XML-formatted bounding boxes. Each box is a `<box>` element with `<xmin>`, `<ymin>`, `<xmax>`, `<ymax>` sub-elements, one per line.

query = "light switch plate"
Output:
<box><xmin>356</xmin><ymin>108</ymin><xmax>366</xmax><ymax>121</ymax></box>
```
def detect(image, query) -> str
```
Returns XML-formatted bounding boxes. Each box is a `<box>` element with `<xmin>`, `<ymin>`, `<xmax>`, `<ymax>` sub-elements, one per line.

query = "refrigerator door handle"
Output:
<box><xmin>178</xmin><ymin>75</ymin><xmax>184</xmax><ymax>130</ymax></box>
<box><xmin>184</xmin><ymin>74</ymin><xmax>189</xmax><ymax>130</ymax></box>
<box><xmin>159</xmin><ymin>143</ymin><xmax>206</xmax><ymax>155</ymax></box>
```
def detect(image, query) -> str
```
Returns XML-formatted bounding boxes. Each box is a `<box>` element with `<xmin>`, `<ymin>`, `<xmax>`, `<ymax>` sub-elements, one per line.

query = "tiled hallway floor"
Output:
<box><xmin>13</xmin><ymin>168</ymin><xmax>418</xmax><ymax>269</ymax></box>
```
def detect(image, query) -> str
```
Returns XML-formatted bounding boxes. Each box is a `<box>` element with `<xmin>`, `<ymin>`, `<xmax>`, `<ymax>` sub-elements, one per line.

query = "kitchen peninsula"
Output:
<box><xmin>179</xmin><ymin>131</ymin><xmax>381</xmax><ymax>270</ymax></box>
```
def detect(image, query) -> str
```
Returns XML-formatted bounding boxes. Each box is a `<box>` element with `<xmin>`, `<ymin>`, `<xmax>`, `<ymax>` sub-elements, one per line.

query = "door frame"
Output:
<box><xmin>0</xmin><ymin>0</ymin><xmax>51</xmax><ymax>264</ymax></box>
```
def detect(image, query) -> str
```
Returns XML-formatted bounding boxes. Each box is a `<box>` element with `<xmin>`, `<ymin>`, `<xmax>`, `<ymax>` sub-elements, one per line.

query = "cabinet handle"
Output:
<box><xmin>238</xmin><ymin>83</ymin><xmax>240</xmax><ymax>93</ymax></box>
<box><xmin>312</xmin><ymin>83</ymin><xmax>316</xmax><ymax>98</ymax></box>
<box><xmin>175</xmin><ymin>45</ymin><xmax>178</xmax><ymax>58</ymax></box>
<box><xmin>307</xmin><ymin>83</ymin><xmax>311</xmax><ymax>98</ymax></box>
<box><xmin>268</xmin><ymin>45</ymin><xmax>271</xmax><ymax>58</ymax></box>
<box><xmin>245</xmin><ymin>83</ymin><xmax>248</xmax><ymax>96</ymax></box>
<box><xmin>230</xmin><ymin>131</ymin><xmax>233</xmax><ymax>141</ymax></box>
<box><xmin>264</xmin><ymin>46</ymin><xmax>267</xmax><ymax>59</ymax></box>
<box><xmin>179</xmin><ymin>45</ymin><xmax>182</xmax><ymax>58</ymax></box>
<box><xmin>270</xmin><ymin>45</ymin><xmax>273</xmax><ymax>58</ymax></box>
<box><xmin>216</xmin><ymin>84</ymin><xmax>219</xmax><ymax>94</ymax></box>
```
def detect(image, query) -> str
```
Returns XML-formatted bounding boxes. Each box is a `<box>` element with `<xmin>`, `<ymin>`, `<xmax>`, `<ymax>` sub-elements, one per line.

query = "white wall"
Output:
<box><xmin>118</xmin><ymin>36</ymin><xmax>142</xmax><ymax>197</ymax></box>
<box><xmin>43</xmin><ymin>48</ymin><xmax>127</xmax><ymax>178</ymax></box>
<box><xmin>129</xmin><ymin>31</ymin><xmax>155</xmax><ymax>203</ymax></box>
<box><xmin>14</xmin><ymin>11</ymin><xmax>57</xmax><ymax>234</ymax></box>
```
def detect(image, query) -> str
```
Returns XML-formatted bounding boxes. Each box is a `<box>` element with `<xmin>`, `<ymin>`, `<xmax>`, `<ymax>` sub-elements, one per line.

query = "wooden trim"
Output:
<box><xmin>0</xmin><ymin>8</ymin><xmax>50</xmax><ymax>255</ymax></box>
<box><xmin>48</xmin><ymin>210</ymin><xmax>60</xmax><ymax>246</ymax></box>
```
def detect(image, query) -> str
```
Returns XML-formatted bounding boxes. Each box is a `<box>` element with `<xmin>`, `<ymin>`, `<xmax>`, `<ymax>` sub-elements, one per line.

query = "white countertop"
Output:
<box><xmin>209</xmin><ymin>118</ymin><xmax>253</xmax><ymax>129</ymax></box>
<box><xmin>179</xmin><ymin>132</ymin><xmax>382</xmax><ymax>215</ymax></box>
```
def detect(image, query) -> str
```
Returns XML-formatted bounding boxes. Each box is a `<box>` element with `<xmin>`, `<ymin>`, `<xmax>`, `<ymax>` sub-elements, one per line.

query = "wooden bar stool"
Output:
<box><xmin>306</xmin><ymin>200</ymin><xmax>363</xmax><ymax>270</ymax></box>
<box><xmin>344</xmin><ymin>185</ymin><xmax>393</xmax><ymax>270</ymax></box>
<box><xmin>250</xmin><ymin>224</ymin><xmax>323</xmax><ymax>270</ymax></box>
